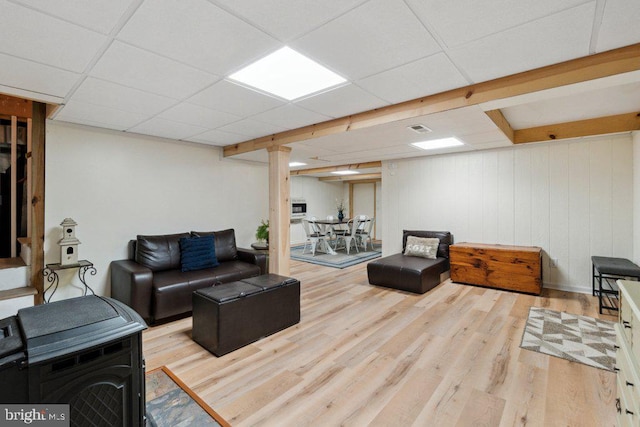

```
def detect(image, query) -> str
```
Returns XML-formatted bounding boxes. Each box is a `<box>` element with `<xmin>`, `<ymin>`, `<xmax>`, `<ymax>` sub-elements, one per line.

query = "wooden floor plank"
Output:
<box><xmin>143</xmin><ymin>261</ymin><xmax>617</xmax><ymax>426</ymax></box>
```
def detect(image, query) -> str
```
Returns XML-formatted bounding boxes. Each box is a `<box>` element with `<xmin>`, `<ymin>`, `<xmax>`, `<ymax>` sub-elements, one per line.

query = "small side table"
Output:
<box><xmin>43</xmin><ymin>260</ymin><xmax>97</xmax><ymax>303</ymax></box>
<box><xmin>592</xmin><ymin>256</ymin><xmax>640</xmax><ymax>313</ymax></box>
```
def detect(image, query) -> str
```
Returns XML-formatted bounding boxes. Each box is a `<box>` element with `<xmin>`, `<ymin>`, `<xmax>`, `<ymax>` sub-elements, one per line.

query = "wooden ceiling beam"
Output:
<box><xmin>223</xmin><ymin>43</ymin><xmax>640</xmax><ymax>157</ymax></box>
<box><xmin>291</xmin><ymin>161</ymin><xmax>381</xmax><ymax>175</ymax></box>
<box><xmin>485</xmin><ymin>109</ymin><xmax>514</xmax><ymax>142</ymax></box>
<box><xmin>0</xmin><ymin>94</ymin><xmax>32</xmax><ymax>119</ymax></box>
<box><xmin>513</xmin><ymin>112</ymin><xmax>640</xmax><ymax>144</ymax></box>
<box><xmin>319</xmin><ymin>173</ymin><xmax>381</xmax><ymax>182</ymax></box>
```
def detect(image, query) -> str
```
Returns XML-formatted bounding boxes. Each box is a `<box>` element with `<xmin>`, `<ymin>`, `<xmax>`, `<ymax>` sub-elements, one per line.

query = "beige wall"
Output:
<box><xmin>44</xmin><ymin>121</ymin><xmax>268</xmax><ymax>300</ymax></box>
<box><xmin>382</xmin><ymin>133</ymin><xmax>633</xmax><ymax>294</ymax></box>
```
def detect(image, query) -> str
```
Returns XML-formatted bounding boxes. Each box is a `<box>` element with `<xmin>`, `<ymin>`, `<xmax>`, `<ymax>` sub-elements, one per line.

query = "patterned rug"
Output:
<box><xmin>146</xmin><ymin>366</ymin><xmax>229</xmax><ymax>427</ymax></box>
<box><xmin>290</xmin><ymin>243</ymin><xmax>381</xmax><ymax>268</ymax></box>
<box><xmin>520</xmin><ymin>307</ymin><xmax>616</xmax><ymax>371</ymax></box>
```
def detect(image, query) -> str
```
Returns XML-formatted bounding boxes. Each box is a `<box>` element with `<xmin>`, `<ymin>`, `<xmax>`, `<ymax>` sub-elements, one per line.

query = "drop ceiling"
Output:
<box><xmin>0</xmin><ymin>0</ymin><xmax>639</xmax><ymax>177</ymax></box>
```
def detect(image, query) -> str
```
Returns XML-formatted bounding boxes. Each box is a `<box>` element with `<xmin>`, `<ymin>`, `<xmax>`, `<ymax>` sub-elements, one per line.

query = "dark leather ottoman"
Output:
<box><xmin>192</xmin><ymin>274</ymin><xmax>300</xmax><ymax>356</ymax></box>
<box><xmin>367</xmin><ymin>253</ymin><xmax>448</xmax><ymax>294</ymax></box>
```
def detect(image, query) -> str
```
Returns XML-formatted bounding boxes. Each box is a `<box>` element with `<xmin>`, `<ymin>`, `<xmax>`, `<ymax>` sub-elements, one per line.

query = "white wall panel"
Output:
<box><xmin>612</xmin><ymin>137</ymin><xmax>633</xmax><ymax>258</ymax></box>
<box><xmin>548</xmin><ymin>143</ymin><xmax>570</xmax><ymax>287</ymax></box>
<box><xmin>568</xmin><ymin>142</ymin><xmax>590</xmax><ymax>289</ymax></box>
<box><xmin>633</xmin><ymin>132</ymin><xmax>640</xmax><ymax>265</ymax></box>
<box><xmin>514</xmin><ymin>147</ymin><xmax>532</xmax><ymax>246</ymax></box>
<box><xmin>482</xmin><ymin>151</ymin><xmax>499</xmax><ymax>243</ymax></box>
<box><xmin>530</xmin><ymin>145</ymin><xmax>550</xmax><ymax>273</ymax></box>
<box><xmin>497</xmin><ymin>150</ymin><xmax>515</xmax><ymax>244</ymax></box>
<box><xmin>381</xmin><ymin>134</ymin><xmax>633</xmax><ymax>293</ymax></box>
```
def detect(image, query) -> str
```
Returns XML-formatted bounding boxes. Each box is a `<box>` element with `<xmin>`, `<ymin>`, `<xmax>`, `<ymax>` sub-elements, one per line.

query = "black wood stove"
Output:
<box><xmin>0</xmin><ymin>295</ymin><xmax>146</xmax><ymax>426</ymax></box>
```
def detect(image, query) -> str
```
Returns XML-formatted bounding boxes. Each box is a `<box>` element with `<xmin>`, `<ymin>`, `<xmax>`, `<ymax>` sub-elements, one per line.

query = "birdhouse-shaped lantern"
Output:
<box><xmin>58</xmin><ymin>218</ymin><xmax>81</xmax><ymax>266</ymax></box>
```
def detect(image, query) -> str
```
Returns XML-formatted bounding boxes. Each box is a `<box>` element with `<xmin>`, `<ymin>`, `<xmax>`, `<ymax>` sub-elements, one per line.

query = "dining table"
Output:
<box><xmin>309</xmin><ymin>218</ymin><xmax>371</xmax><ymax>254</ymax></box>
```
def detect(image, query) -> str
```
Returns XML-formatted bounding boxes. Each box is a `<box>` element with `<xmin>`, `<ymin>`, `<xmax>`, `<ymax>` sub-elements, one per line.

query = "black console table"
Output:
<box><xmin>592</xmin><ymin>256</ymin><xmax>640</xmax><ymax>314</ymax></box>
<box><xmin>43</xmin><ymin>260</ymin><xmax>96</xmax><ymax>303</ymax></box>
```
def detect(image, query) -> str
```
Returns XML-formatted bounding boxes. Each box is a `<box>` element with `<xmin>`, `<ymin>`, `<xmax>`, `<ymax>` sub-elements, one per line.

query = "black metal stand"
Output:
<box><xmin>43</xmin><ymin>260</ymin><xmax>96</xmax><ymax>303</ymax></box>
<box><xmin>592</xmin><ymin>259</ymin><xmax>640</xmax><ymax>314</ymax></box>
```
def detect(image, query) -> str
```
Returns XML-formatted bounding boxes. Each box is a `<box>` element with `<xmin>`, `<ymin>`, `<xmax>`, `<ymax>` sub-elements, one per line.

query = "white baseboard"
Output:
<box><xmin>543</xmin><ymin>282</ymin><xmax>592</xmax><ymax>295</ymax></box>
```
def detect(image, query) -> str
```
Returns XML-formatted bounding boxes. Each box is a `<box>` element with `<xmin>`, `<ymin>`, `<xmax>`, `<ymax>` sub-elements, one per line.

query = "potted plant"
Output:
<box><xmin>255</xmin><ymin>219</ymin><xmax>269</xmax><ymax>244</ymax></box>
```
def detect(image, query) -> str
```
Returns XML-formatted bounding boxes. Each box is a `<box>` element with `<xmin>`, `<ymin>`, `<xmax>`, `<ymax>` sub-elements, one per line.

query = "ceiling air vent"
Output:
<box><xmin>407</xmin><ymin>124</ymin><xmax>432</xmax><ymax>134</ymax></box>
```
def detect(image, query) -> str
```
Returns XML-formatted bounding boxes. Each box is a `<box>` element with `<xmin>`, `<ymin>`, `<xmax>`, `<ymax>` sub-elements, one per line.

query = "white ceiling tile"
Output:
<box><xmin>12</xmin><ymin>0</ymin><xmax>135</xmax><ymax>34</ymax></box>
<box><xmin>72</xmin><ymin>77</ymin><xmax>177</xmax><ymax>115</ymax></box>
<box><xmin>251</xmin><ymin>104</ymin><xmax>332</xmax><ymax>130</ymax></box>
<box><xmin>89</xmin><ymin>41</ymin><xmax>219</xmax><ymax>99</ymax></box>
<box><xmin>596</xmin><ymin>0</ymin><xmax>640</xmax><ymax>52</ymax></box>
<box><xmin>186</xmin><ymin>129</ymin><xmax>248</xmax><ymax>146</ymax></box>
<box><xmin>0</xmin><ymin>1</ymin><xmax>107</xmax><ymax>72</ymax></box>
<box><xmin>407</xmin><ymin>0</ymin><xmax>589</xmax><ymax>48</ymax></box>
<box><xmin>0</xmin><ymin>52</ymin><xmax>79</xmax><ymax>98</ymax></box>
<box><xmin>188</xmin><ymin>80</ymin><xmax>285</xmax><ymax>116</ymax></box>
<box><xmin>295</xmin><ymin>84</ymin><xmax>388</xmax><ymax>118</ymax></box>
<box><xmin>447</xmin><ymin>2</ymin><xmax>595</xmax><ymax>83</ymax></box>
<box><xmin>210</xmin><ymin>0</ymin><xmax>367</xmax><ymax>41</ymax></box>
<box><xmin>55</xmin><ymin>100</ymin><xmax>148</xmax><ymax>130</ymax></box>
<box><xmin>158</xmin><ymin>103</ymin><xmax>241</xmax><ymax>128</ymax></box>
<box><xmin>218</xmin><ymin>119</ymin><xmax>288</xmax><ymax>138</ymax></box>
<box><xmin>502</xmin><ymin>81</ymin><xmax>640</xmax><ymax>128</ymax></box>
<box><xmin>291</xmin><ymin>0</ymin><xmax>442</xmax><ymax>80</ymax></box>
<box><xmin>117</xmin><ymin>0</ymin><xmax>279</xmax><ymax>75</ymax></box>
<box><xmin>357</xmin><ymin>53</ymin><xmax>469</xmax><ymax>104</ymax></box>
<box><xmin>128</xmin><ymin>117</ymin><xmax>208</xmax><ymax>140</ymax></box>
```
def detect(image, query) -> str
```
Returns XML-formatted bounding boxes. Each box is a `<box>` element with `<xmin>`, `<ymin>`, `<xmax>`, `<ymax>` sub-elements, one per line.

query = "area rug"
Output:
<box><xmin>520</xmin><ymin>307</ymin><xmax>616</xmax><ymax>371</ymax></box>
<box><xmin>146</xmin><ymin>366</ymin><xmax>230</xmax><ymax>427</ymax></box>
<box><xmin>290</xmin><ymin>243</ymin><xmax>381</xmax><ymax>268</ymax></box>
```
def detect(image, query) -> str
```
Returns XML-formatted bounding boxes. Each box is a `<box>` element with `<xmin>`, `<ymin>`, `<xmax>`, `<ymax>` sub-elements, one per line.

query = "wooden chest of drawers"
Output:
<box><xmin>616</xmin><ymin>280</ymin><xmax>640</xmax><ymax>426</ymax></box>
<box><xmin>450</xmin><ymin>242</ymin><xmax>543</xmax><ymax>295</ymax></box>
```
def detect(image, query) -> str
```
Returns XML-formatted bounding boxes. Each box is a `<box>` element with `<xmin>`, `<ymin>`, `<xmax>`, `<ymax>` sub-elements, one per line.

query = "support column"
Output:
<box><xmin>267</xmin><ymin>145</ymin><xmax>291</xmax><ymax>276</ymax></box>
<box><xmin>31</xmin><ymin>102</ymin><xmax>45</xmax><ymax>305</ymax></box>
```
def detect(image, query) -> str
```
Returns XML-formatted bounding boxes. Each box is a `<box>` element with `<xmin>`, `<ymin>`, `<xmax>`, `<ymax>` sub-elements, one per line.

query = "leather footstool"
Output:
<box><xmin>367</xmin><ymin>253</ymin><xmax>448</xmax><ymax>294</ymax></box>
<box><xmin>192</xmin><ymin>274</ymin><xmax>300</xmax><ymax>356</ymax></box>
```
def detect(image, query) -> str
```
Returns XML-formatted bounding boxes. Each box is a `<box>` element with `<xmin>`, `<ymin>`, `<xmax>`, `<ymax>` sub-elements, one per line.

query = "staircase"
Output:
<box><xmin>0</xmin><ymin>239</ymin><xmax>36</xmax><ymax>318</ymax></box>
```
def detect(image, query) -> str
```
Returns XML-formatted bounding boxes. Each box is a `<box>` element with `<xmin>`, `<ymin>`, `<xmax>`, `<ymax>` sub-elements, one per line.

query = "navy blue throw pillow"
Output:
<box><xmin>179</xmin><ymin>235</ymin><xmax>219</xmax><ymax>272</ymax></box>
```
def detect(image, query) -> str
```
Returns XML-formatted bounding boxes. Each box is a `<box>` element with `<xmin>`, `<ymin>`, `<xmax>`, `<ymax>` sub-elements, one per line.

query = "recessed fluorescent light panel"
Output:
<box><xmin>411</xmin><ymin>137</ymin><xmax>464</xmax><ymax>150</ymax></box>
<box><xmin>289</xmin><ymin>162</ymin><xmax>307</xmax><ymax>167</ymax></box>
<box><xmin>331</xmin><ymin>170</ymin><xmax>359</xmax><ymax>175</ymax></box>
<box><xmin>228</xmin><ymin>47</ymin><xmax>346</xmax><ymax>100</ymax></box>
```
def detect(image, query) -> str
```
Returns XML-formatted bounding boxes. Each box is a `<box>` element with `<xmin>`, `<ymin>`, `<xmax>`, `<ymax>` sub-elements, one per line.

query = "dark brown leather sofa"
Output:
<box><xmin>110</xmin><ymin>229</ymin><xmax>266</xmax><ymax>324</ymax></box>
<box><xmin>367</xmin><ymin>230</ymin><xmax>452</xmax><ymax>294</ymax></box>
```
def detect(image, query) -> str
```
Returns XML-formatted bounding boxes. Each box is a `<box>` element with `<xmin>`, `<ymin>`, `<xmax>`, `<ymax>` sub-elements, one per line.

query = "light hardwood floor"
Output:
<box><xmin>143</xmin><ymin>260</ymin><xmax>617</xmax><ymax>426</ymax></box>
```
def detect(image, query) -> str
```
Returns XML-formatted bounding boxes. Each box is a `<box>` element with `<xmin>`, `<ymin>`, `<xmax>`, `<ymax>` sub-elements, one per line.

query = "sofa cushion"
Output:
<box><xmin>403</xmin><ymin>230</ymin><xmax>452</xmax><ymax>259</ymax></box>
<box><xmin>209</xmin><ymin>261</ymin><xmax>260</xmax><ymax>283</ymax></box>
<box><xmin>180</xmin><ymin>235</ymin><xmax>219</xmax><ymax>272</ymax></box>
<box><xmin>136</xmin><ymin>232</ymin><xmax>190</xmax><ymax>272</ymax></box>
<box><xmin>404</xmin><ymin>236</ymin><xmax>439</xmax><ymax>259</ymax></box>
<box><xmin>192</xmin><ymin>229</ymin><xmax>238</xmax><ymax>262</ymax></box>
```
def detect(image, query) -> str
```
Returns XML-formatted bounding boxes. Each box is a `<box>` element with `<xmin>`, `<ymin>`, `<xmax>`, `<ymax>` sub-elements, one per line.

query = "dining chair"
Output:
<box><xmin>356</xmin><ymin>217</ymin><xmax>375</xmax><ymax>251</ymax></box>
<box><xmin>325</xmin><ymin>215</ymin><xmax>339</xmax><ymax>248</ymax></box>
<box><xmin>301</xmin><ymin>218</ymin><xmax>329</xmax><ymax>256</ymax></box>
<box><xmin>335</xmin><ymin>218</ymin><xmax>361</xmax><ymax>255</ymax></box>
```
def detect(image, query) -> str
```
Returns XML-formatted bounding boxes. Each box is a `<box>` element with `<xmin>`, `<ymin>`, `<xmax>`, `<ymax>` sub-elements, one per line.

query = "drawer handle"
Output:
<box><xmin>616</xmin><ymin>398</ymin><xmax>621</xmax><ymax>413</ymax></box>
<box><xmin>614</xmin><ymin>367</ymin><xmax>620</xmax><ymax>372</ymax></box>
<box><xmin>627</xmin><ymin>381</ymin><xmax>635</xmax><ymax>387</ymax></box>
<box><xmin>615</xmin><ymin>345</ymin><xmax>620</xmax><ymax>349</ymax></box>
<box><xmin>626</xmin><ymin>409</ymin><xmax>635</xmax><ymax>415</ymax></box>
<box><xmin>623</xmin><ymin>321</ymin><xmax>632</xmax><ymax>329</ymax></box>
